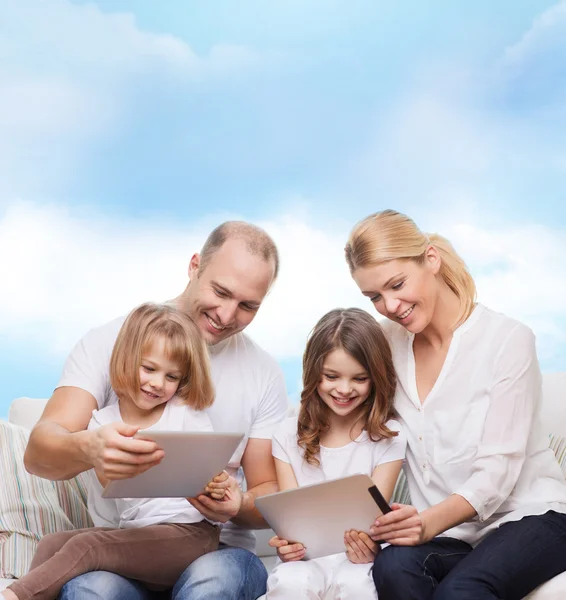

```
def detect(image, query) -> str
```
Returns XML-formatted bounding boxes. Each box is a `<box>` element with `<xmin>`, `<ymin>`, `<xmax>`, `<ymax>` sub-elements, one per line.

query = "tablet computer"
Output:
<box><xmin>255</xmin><ymin>473</ymin><xmax>390</xmax><ymax>559</ymax></box>
<box><xmin>103</xmin><ymin>431</ymin><xmax>244</xmax><ymax>499</ymax></box>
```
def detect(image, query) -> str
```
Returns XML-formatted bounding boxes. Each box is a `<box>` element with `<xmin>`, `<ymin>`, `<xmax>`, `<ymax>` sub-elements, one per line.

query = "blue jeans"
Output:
<box><xmin>373</xmin><ymin>510</ymin><xmax>566</xmax><ymax>599</ymax></box>
<box><xmin>59</xmin><ymin>544</ymin><xmax>268</xmax><ymax>600</ymax></box>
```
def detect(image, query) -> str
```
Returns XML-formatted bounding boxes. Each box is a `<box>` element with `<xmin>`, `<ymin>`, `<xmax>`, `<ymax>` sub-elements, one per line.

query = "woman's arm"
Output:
<box><xmin>370</xmin><ymin>494</ymin><xmax>476</xmax><ymax>545</ymax></box>
<box><xmin>344</xmin><ymin>458</ymin><xmax>404</xmax><ymax>563</ymax></box>
<box><xmin>372</xmin><ymin>323</ymin><xmax>541</xmax><ymax>546</ymax></box>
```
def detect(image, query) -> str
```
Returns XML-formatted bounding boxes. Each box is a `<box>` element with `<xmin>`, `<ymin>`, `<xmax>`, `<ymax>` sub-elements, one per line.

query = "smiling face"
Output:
<box><xmin>317</xmin><ymin>347</ymin><xmax>372</xmax><ymax>419</ymax></box>
<box><xmin>135</xmin><ymin>336</ymin><xmax>183</xmax><ymax>413</ymax></box>
<box><xmin>352</xmin><ymin>251</ymin><xmax>441</xmax><ymax>334</ymax></box>
<box><xmin>183</xmin><ymin>238</ymin><xmax>275</xmax><ymax>345</ymax></box>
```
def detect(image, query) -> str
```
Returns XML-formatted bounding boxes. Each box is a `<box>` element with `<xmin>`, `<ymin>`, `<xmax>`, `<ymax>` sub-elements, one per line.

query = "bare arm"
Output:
<box><xmin>232</xmin><ymin>437</ymin><xmax>279</xmax><ymax>529</ymax></box>
<box><xmin>25</xmin><ymin>387</ymin><xmax>99</xmax><ymax>480</ymax></box>
<box><xmin>371</xmin><ymin>459</ymin><xmax>403</xmax><ymax>502</ymax></box>
<box><xmin>25</xmin><ymin>387</ymin><xmax>164</xmax><ymax>481</ymax></box>
<box><xmin>274</xmin><ymin>457</ymin><xmax>299</xmax><ymax>491</ymax></box>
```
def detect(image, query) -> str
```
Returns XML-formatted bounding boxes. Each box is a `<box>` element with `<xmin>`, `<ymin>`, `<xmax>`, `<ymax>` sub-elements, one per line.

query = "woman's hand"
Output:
<box><xmin>204</xmin><ymin>470</ymin><xmax>230</xmax><ymax>500</ymax></box>
<box><xmin>344</xmin><ymin>530</ymin><xmax>379</xmax><ymax>563</ymax></box>
<box><xmin>369</xmin><ymin>503</ymin><xmax>429</xmax><ymax>546</ymax></box>
<box><xmin>268</xmin><ymin>535</ymin><xmax>306</xmax><ymax>562</ymax></box>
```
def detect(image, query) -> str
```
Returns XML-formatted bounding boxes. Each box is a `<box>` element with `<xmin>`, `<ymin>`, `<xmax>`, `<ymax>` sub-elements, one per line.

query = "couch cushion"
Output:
<box><xmin>8</xmin><ymin>397</ymin><xmax>48</xmax><ymax>431</ymax></box>
<box><xmin>0</xmin><ymin>578</ymin><xmax>15</xmax><ymax>592</ymax></box>
<box><xmin>541</xmin><ymin>373</ymin><xmax>566</xmax><ymax>436</ymax></box>
<box><xmin>0</xmin><ymin>420</ymin><xmax>93</xmax><ymax>578</ymax></box>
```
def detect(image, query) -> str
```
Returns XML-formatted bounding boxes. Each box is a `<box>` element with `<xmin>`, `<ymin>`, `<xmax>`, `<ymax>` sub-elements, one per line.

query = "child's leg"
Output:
<box><xmin>6</xmin><ymin>521</ymin><xmax>219</xmax><ymax>600</ymax></box>
<box><xmin>328</xmin><ymin>555</ymin><xmax>377</xmax><ymax>600</ymax></box>
<box><xmin>266</xmin><ymin>558</ymin><xmax>328</xmax><ymax>599</ymax></box>
<box><xmin>30</xmin><ymin>528</ymin><xmax>98</xmax><ymax>570</ymax></box>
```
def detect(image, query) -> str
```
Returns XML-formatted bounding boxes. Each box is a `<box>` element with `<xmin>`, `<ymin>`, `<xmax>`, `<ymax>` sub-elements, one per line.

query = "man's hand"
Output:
<box><xmin>88</xmin><ymin>422</ymin><xmax>164</xmax><ymax>482</ymax></box>
<box><xmin>268</xmin><ymin>536</ymin><xmax>306</xmax><ymax>562</ymax></box>
<box><xmin>188</xmin><ymin>475</ymin><xmax>243</xmax><ymax>523</ymax></box>
<box><xmin>344</xmin><ymin>530</ymin><xmax>379</xmax><ymax>563</ymax></box>
<box><xmin>369</xmin><ymin>503</ymin><xmax>428</xmax><ymax>546</ymax></box>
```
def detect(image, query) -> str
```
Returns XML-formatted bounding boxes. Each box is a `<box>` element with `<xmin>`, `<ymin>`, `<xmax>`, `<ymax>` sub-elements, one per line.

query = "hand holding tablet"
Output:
<box><xmin>102</xmin><ymin>431</ymin><xmax>244</xmax><ymax>499</ymax></box>
<box><xmin>256</xmin><ymin>473</ymin><xmax>391</xmax><ymax>559</ymax></box>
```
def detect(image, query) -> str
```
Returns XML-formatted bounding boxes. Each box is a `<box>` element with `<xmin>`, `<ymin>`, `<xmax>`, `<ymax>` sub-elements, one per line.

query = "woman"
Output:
<box><xmin>344</xmin><ymin>209</ymin><xmax>566</xmax><ymax>600</ymax></box>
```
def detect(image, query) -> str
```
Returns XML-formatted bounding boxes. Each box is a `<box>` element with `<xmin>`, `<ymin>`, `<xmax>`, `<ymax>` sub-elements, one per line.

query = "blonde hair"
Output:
<box><xmin>298</xmin><ymin>308</ymin><xmax>397</xmax><ymax>467</ymax></box>
<box><xmin>110</xmin><ymin>303</ymin><xmax>214</xmax><ymax>411</ymax></box>
<box><xmin>345</xmin><ymin>210</ymin><xmax>476</xmax><ymax>326</ymax></box>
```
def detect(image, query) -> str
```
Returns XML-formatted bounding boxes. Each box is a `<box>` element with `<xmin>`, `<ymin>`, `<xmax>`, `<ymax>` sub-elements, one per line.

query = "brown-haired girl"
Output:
<box><xmin>266</xmin><ymin>308</ymin><xmax>407</xmax><ymax>600</ymax></box>
<box><xmin>3</xmin><ymin>303</ymin><xmax>237</xmax><ymax>600</ymax></box>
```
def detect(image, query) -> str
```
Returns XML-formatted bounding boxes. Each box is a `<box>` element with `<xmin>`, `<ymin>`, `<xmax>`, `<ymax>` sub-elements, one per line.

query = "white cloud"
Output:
<box><xmin>0</xmin><ymin>0</ymin><xmax>258</xmax><ymax>198</ymax></box>
<box><xmin>1</xmin><ymin>200</ymin><xmax>565</xmax><ymax>371</ymax></box>
<box><xmin>501</xmin><ymin>0</ymin><xmax>566</xmax><ymax>69</ymax></box>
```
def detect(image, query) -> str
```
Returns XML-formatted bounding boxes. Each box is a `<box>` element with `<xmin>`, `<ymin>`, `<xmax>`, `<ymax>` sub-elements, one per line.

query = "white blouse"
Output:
<box><xmin>383</xmin><ymin>303</ymin><xmax>566</xmax><ymax>546</ymax></box>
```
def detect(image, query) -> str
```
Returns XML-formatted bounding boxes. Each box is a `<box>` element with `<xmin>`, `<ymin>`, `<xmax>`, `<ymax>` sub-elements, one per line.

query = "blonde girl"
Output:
<box><xmin>3</xmin><ymin>303</ymin><xmax>236</xmax><ymax>600</ymax></box>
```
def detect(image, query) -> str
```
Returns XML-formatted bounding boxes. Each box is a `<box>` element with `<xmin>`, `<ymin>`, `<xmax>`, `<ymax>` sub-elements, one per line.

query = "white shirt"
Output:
<box><xmin>272</xmin><ymin>416</ymin><xmax>407</xmax><ymax>486</ymax></box>
<box><xmin>58</xmin><ymin>316</ymin><xmax>289</xmax><ymax>550</ymax></box>
<box><xmin>86</xmin><ymin>399</ymin><xmax>214</xmax><ymax>529</ymax></box>
<box><xmin>383</xmin><ymin>303</ymin><xmax>566</xmax><ymax>546</ymax></box>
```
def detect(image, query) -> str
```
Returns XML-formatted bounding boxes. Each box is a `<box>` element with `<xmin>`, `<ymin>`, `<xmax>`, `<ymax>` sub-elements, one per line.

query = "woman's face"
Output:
<box><xmin>352</xmin><ymin>253</ymin><xmax>440</xmax><ymax>334</ymax></box>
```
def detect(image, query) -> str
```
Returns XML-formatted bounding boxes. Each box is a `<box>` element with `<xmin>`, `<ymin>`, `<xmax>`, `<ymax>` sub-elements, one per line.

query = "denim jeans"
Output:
<box><xmin>59</xmin><ymin>544</ymin><xmax>268</xmax><ymax>600</ymax></box>
<box><xmin>373</xmin><ymin>510</ymin><xmax>566</xmax><ymax>600</ymax></box>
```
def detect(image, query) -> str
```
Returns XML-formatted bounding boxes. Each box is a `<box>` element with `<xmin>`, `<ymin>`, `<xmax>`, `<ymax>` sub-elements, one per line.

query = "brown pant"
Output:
<box><xmin>7</xmin><ymin>521</ymin><xmax>219</xmax><ymax>600</ymax></box>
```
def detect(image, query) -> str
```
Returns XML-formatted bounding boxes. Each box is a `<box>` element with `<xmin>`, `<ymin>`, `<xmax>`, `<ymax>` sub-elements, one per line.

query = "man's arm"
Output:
<box><xmin>231</xmin><ymin>437</ymin><xmax>278</xmax><ymax>529</ymax></box>
<box><xmin>25</xmin><ymin>387</ymin><xmax>164</xmax><ymax>481</ymax></box>
<box><xmin>25</xmin><ymin>387</ymin><xmax>99</xmax><ymax>480</ymax></box>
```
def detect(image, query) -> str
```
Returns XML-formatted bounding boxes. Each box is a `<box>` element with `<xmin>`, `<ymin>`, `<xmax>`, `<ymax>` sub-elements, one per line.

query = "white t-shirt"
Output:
<box><xmin>86</xmin><ymin>398</ymin><xmax>214</xmax><ymax>529</ymax></box>
<box><xmin>382</xmin><ymin>303</ymin><xmax>566</xmax><ymax>546</ymax></box>
<box><xmin>272</xmin><ymin>416</ymin><xmax>407</xmax><ymax>486</ymax></box>
<box><xmin>58</xmin><ymin>316</ymin><xmax>289</xmax><ymax>550</ymax></box>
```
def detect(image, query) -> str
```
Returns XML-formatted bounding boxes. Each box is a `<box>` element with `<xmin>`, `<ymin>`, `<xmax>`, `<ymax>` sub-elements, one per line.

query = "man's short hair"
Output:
<box><xmin>199</xmin><ymin>221</ymin><xmax>280</xmax><ymax>281</ymax></box>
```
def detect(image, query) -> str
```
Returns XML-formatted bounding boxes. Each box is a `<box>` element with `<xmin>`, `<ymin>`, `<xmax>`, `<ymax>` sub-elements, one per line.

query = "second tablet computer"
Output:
<box><xmin>103</xmin><ymin>431</ymin><xmax>244</xmax><ymax>499</ymax></box>
<box><xmin>255</xmin><ymin>473</ymin><xmax>391</xmax><ymax>559</ymax></box>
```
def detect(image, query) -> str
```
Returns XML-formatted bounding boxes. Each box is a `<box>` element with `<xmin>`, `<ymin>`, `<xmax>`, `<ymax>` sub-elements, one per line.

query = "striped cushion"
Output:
<box><xmin>549</xmin><ymin>434</ymin><xmax>566</xmax><ymax>477</ymax></box>
<box><xmin>0</xmin><ymin>420</ymin><xmax>93</xmax><ymax>578</ymax></box>
<box><xmin>391</xmin><ymin>469</ymin><xmax>411</xmax><ymax>505</ymax></box>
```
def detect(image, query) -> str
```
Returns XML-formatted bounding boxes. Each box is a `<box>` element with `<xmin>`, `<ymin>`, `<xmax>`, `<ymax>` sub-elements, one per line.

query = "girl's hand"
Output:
<box><xmin>188</xmin><ymin>475</ymin><xmax>243</xmax><ymax>523</ymax></box>
<box><xmin>369</xmin><ymin>503</ymin><xmax>428</xmax><ymax>546</ymax></box>
<box><xmin>204</xmin><ymin>470</ymin><xmax>230</xmax><ymax>500</ymax></box>
<box><xmin>268</xmin><ymin>535</ymin><xmax>306</xmax><ymax>562</ymax></box>
<box><xmin>344</xmin><ymin>530</ymin><xmax>379</xmax><ymax>563</ymax></box>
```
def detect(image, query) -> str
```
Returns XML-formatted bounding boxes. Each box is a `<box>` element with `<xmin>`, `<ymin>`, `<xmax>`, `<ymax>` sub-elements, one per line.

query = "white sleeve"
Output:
<box><xmin>454</xmin><ymin>324</ymin><xmax>541</xmax><ymax>522</ymax></box>
<box><xmin>248</xmin><ymin>364</ymin><xmax>289</xmax><ymax>439</ymax></box>
<box><xmin>373</xmin><ymin>421</ymin><xmax>407</xmax><ymax>468</ymax></box>
<box><xmin>271</xmin><ymin>420</ymin><xmax>293</xmax><ymax>464</ymax></box>
<box><xmin>57</xmin><ymin>320</ymin><xmax>121</xmax><ymax>408</ymax></box>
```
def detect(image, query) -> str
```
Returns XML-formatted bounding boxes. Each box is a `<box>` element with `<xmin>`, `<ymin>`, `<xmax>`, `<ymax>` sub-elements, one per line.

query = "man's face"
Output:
<box><xmin>184</xmin><ymin>238</ymin><xmax>275</xmax><ymax>345</ymax></box>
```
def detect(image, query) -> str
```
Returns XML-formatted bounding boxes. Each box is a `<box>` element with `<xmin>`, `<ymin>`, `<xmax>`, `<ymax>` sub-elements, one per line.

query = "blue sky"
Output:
<box><xmin>1</xmin><ymin>0</ymin><xmax>565</xmax><ymax>417</ymax></box>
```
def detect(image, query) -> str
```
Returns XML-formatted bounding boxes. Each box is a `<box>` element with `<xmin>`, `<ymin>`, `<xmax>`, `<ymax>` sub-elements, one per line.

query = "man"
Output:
<box><xmin>24</xmin><ymin>221</ymin><xmax>288</xmax><ymax>600</ymax></box>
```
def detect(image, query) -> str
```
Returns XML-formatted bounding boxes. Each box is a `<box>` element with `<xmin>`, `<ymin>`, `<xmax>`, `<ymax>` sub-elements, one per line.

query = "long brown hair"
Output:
<box><xmin>298</xmin><ymin>308</ymin><xmax>397</xmax><ymax>466</ymax></box>
<box><xmin>345</xmin><ymin>209</ymin><xmax>476</xmax><ymax>327</ymax></box>
<box><xmin>110</xmin><ymin>303</ymin><xmax>214</xmax><ymax>411</ymax></box>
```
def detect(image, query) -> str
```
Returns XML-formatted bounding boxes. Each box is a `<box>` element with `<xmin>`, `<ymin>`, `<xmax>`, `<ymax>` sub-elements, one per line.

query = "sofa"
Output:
<box><xmin>1</xmin><ymin>373</ymin><xmax>565</xmax><ymax>599</ymax></box>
